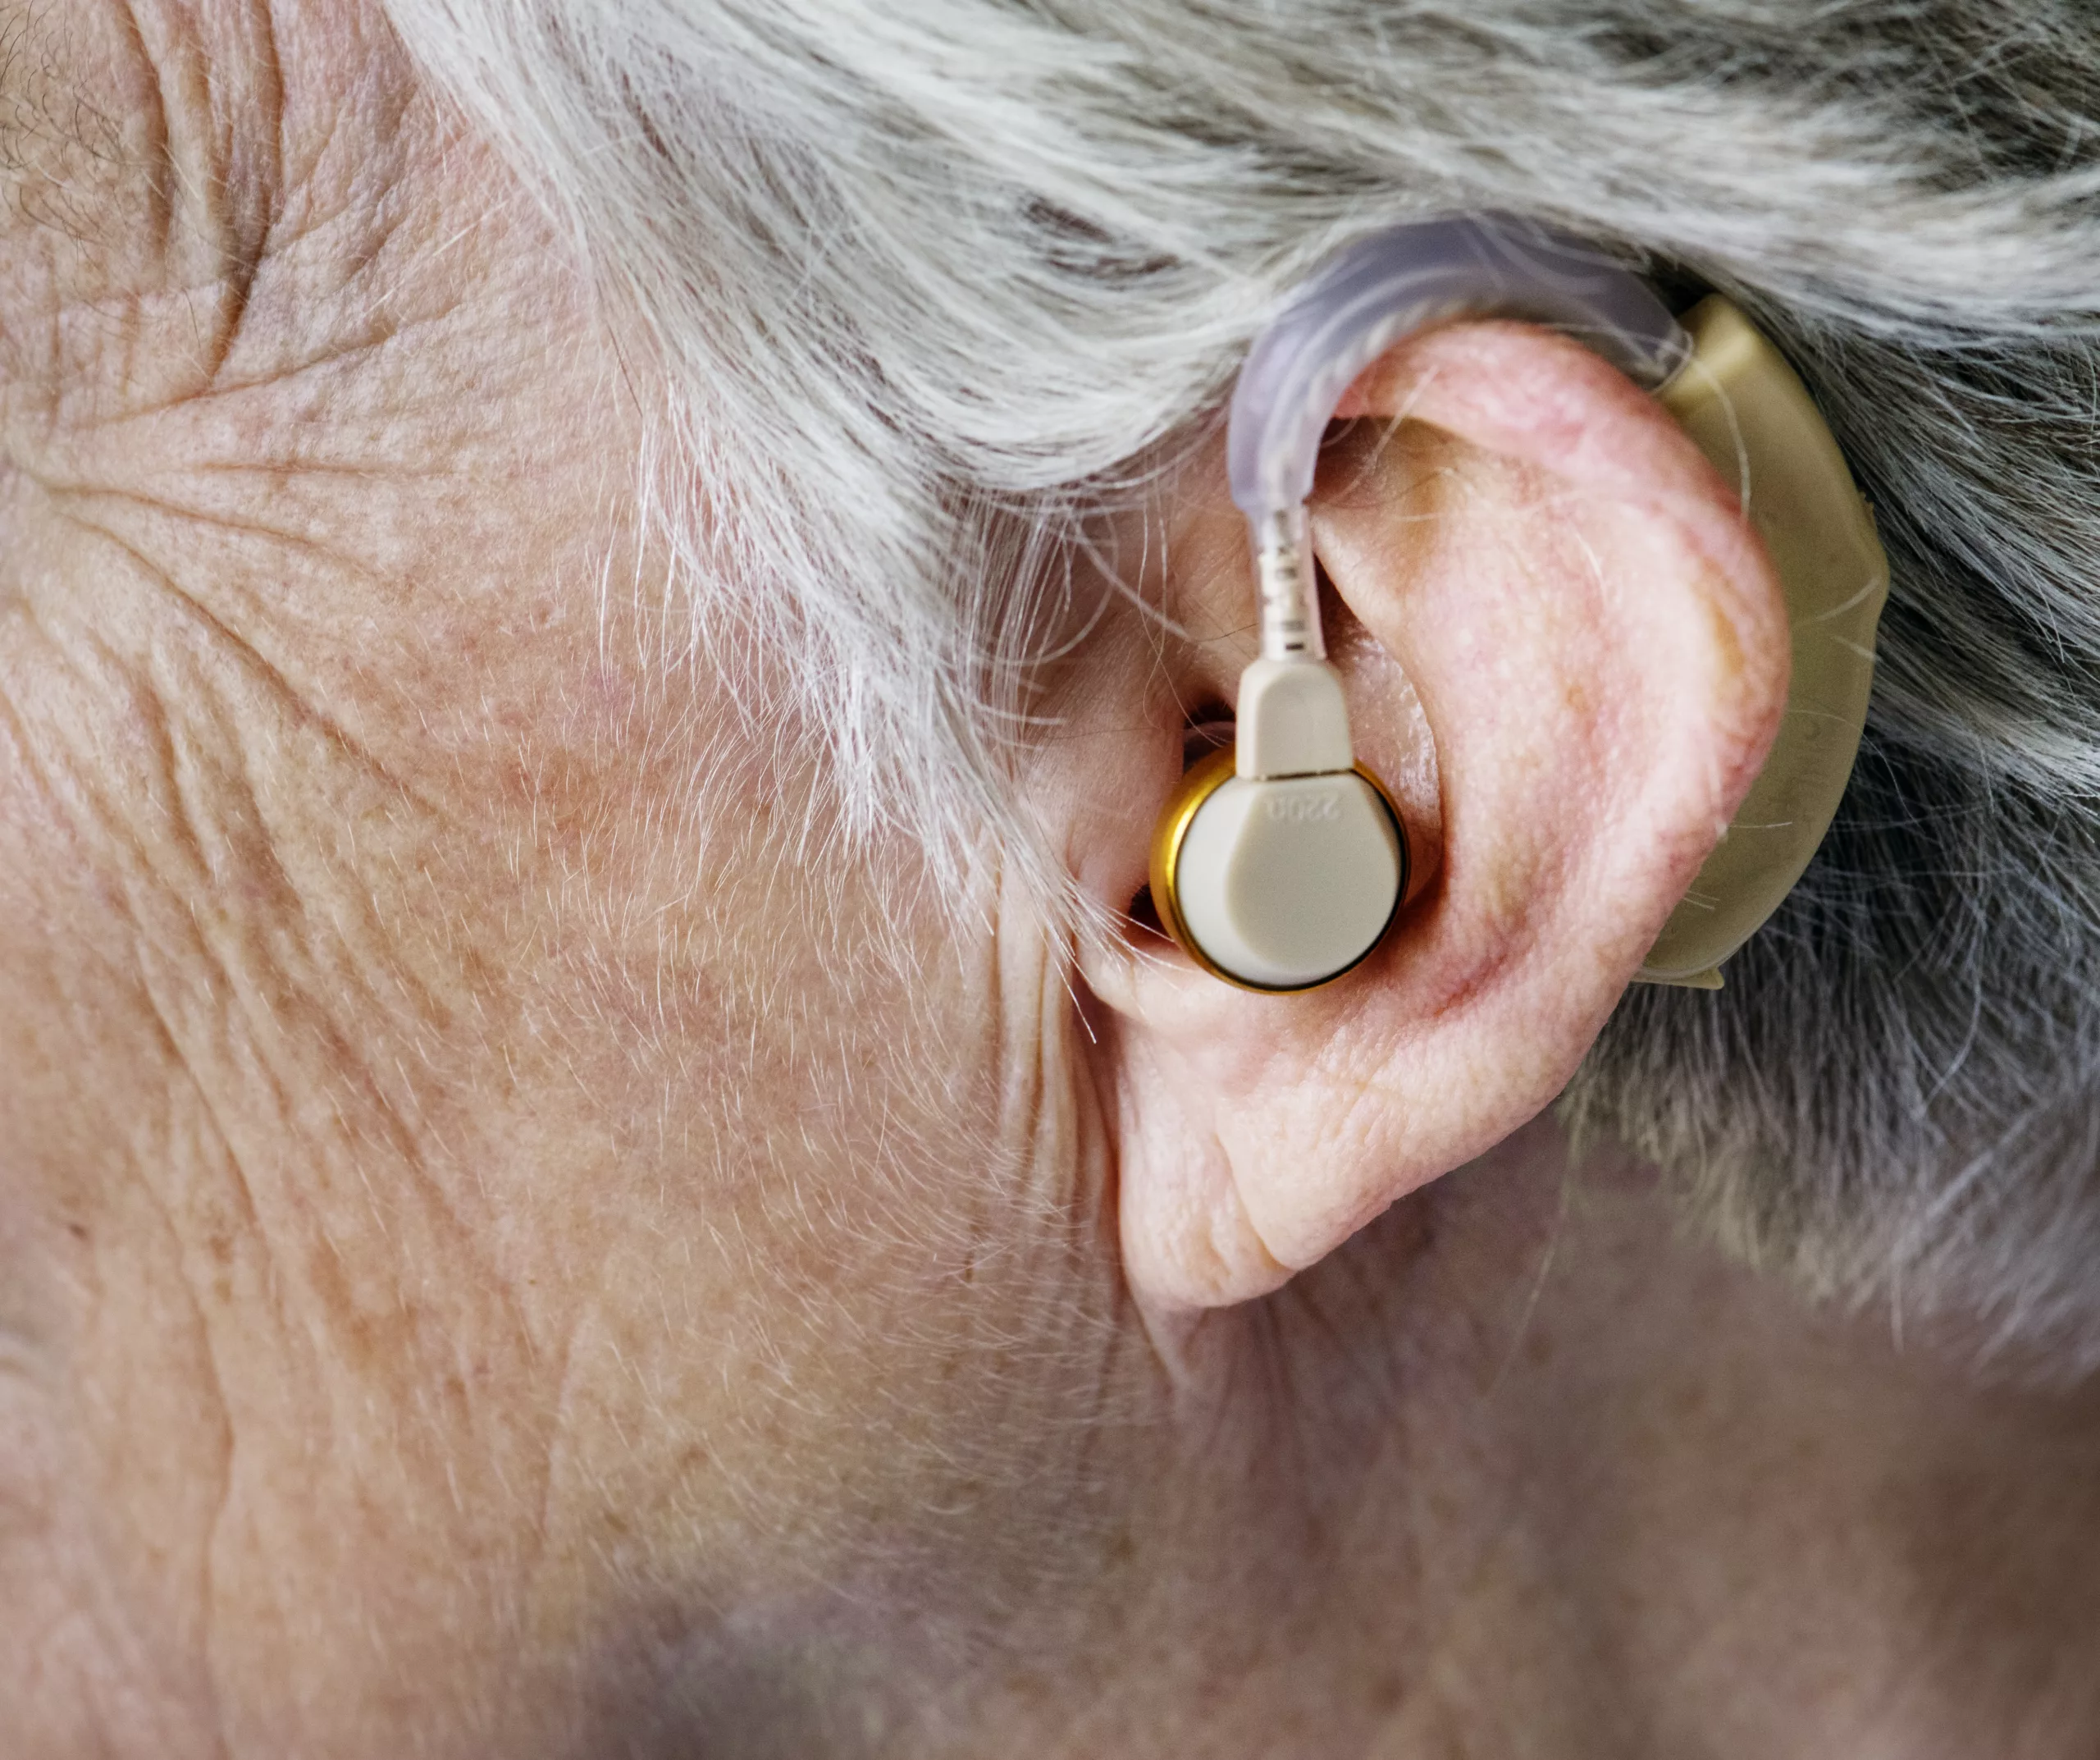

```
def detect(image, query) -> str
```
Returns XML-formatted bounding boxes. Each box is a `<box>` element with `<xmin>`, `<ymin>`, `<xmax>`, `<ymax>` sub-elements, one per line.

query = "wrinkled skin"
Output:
<box><xmin>4</xmin><ymin>7</ymin><xmax>2100</xmax><ymax>1758</ymax></box>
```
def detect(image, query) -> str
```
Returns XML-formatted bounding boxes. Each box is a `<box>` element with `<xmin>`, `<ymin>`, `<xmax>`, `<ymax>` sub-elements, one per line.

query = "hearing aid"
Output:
<box><xmin>1148</xmin><ymin>214</ymin><xmax>1890</xmax><ymax>993</ymax></box>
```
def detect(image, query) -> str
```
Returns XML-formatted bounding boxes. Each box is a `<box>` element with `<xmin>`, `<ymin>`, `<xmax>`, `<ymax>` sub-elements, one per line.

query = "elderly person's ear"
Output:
<box><xmin>1072</xmin><ymin>320</ymin><xmax>1793</xmax><ymax>1316</ymax></box>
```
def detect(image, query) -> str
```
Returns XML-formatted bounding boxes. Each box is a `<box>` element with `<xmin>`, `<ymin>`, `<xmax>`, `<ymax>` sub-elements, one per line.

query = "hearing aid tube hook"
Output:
<box><xmin>1228</xmin><ymin>215</ymin><xmax>1691</xmax><ymax>666</ymax></box>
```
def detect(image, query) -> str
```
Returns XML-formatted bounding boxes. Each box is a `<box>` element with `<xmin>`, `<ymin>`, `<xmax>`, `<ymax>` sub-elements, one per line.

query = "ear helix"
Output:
<box><xmin>1147</xmin><ymin>214</ymin><xmax>1888</xmax><ymax>994</ymax></box>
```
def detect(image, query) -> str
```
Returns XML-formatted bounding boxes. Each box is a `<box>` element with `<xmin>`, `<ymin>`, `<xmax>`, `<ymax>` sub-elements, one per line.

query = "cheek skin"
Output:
<box><xmin>0</xmin><ymin>19</ymin><xmax>1152</xmax><ymax>1752</ymax></box>
<box><xmin>2</xmin><ymin>607</ymin><xmax>1144</xmax><ymax>1744</ymax></box>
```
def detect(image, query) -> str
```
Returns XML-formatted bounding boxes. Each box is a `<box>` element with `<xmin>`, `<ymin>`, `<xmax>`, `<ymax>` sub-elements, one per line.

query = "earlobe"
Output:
<box><xmin>1077</xmin><ymin>318</ymin><xmax>1794</xmax><ymax>1317</ymax></box>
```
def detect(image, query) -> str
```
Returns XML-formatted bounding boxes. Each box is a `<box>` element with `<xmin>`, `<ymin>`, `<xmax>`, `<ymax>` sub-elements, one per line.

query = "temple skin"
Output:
<box><xmin>2</xmin><ymin>6</ymin><xmax>2098</xmax><ymax>1757</ymax></box>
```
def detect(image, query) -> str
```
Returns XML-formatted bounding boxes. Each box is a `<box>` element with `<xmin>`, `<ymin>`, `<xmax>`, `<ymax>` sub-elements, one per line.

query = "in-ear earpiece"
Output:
<box><xmin>1148</xmin><ymin>214</ymin><xmax>1888</xmax><ymax>994</ymax></box>
<box><xmin>1149</xmin><ymin>665</ymin><xmax>1408</xmax><ymax>993</ymax></box>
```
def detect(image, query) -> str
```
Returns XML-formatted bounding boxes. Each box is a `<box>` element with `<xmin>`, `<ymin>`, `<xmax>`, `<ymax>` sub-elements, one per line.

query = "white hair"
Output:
<box><xmin>381</xmin><ymin>0</ymin><xmax>2100</xmax><ymax>1370</ymax></box>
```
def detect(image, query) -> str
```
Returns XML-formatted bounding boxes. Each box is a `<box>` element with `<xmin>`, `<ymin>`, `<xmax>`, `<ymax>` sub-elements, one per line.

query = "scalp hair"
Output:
<box><xmin>381</xmin><ymin>0</ymin><xmax>2100</xmax><ymax>1369</ymax></box>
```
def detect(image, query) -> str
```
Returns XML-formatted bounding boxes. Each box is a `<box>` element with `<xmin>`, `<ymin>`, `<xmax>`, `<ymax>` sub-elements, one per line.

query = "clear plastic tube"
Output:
<box><xmin>1229</xmin><ymin>215</ymin><xmax>1691</xmax><ymax>663</ymax></box>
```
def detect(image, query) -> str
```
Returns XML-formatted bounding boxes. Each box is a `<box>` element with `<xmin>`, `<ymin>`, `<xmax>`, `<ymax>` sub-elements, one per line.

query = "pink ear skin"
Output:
<box><xmin>1074</xmin><ymin>321</ymin><xmax>1789</xmax><ymax>1319</ymax></box>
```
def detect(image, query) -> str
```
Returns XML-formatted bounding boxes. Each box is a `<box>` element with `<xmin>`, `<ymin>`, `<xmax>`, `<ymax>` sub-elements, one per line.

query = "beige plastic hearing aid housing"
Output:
<box><xmin>1637</xmin><ymin>298</ymin><xmax>1890</xmax><ymax>988</ymax></box>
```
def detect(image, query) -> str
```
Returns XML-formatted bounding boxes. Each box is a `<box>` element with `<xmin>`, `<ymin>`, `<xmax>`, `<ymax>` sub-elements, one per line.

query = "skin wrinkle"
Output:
<box><xmin>80</xmin><ymin>607</ymin><xmax>531</xmax><ymax>1738</ymax></box>
<box><xmin>25</xmin><ymin>916</ymin><xmax>242</xmax><ymax>1754</ymax></box>
<box><xmin>28</xmin><ymin>565</ymin><xmax>459</xmax><ymax>1136</ymax></box>
<box><xmin>50</xmin><ymin>342</ymin><xmax>412</xmax><ymax>441</ymax></box>
<box><xmin>111</xmin><ymin>3</ymin><xmax>176</xmax><ymax>268</ymax></box>
<box><xmin>5</xmin><ymin>2</ymin><xmax>2100</xmax><ymax>1754</ymax></box>
<box><xmin>0</xmin><ymin>18</ymin><xmax>598</xmax><ymax>1744</ymax></box>
<box><xmin>211</xmin><ymin>0</ymin><xmax>286</xmax><ymax>389</ymax></box>
<box><xmin>20</xmin><ymin>176</ymin><xmax>428</xmax><ymax>436</ymax></box>
<box><xmin>0</xmin><ymin>2</ymin><xmax>427</xmax><ymax>456</ymax></box>
<box><xmin>116</xmin><ymin>0</ymin><xmax>283</xmax><ymax>389</ymax></box>
<box><xmin>56</xmin><ymin>503</ymin><xmax>412</xmax><ymax>769</ymax></box>
<box><xmin>121</xmin><ymin>1056</ymin><xmax>238</xmax><ymax>1760</ymax></box>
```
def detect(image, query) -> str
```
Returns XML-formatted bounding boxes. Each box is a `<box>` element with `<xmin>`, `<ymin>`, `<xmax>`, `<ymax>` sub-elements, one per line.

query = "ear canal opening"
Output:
<box><xmin>1127</xmin><ymin>883</ymin><xmax>1168</xmax><ymax>939</ymax></box>
<box><xmin>1180</xmin><ymin>706</ymin><xmax>1235</xmax><ymax>770</ymax></box>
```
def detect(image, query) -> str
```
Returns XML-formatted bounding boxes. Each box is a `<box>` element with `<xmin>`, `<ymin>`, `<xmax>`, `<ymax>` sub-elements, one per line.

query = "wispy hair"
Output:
<box><xmin>383</xmin><ymin>0</ymin><xmax>2100</xmax><ymax>1369</ymax></box>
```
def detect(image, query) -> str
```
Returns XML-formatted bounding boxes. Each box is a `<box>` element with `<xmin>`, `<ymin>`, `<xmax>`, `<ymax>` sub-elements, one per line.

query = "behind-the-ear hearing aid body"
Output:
<box><xmin>1149</xmin><ymin>215</ymin><xmax>1889</xmax><ymax>993</ymax></box>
